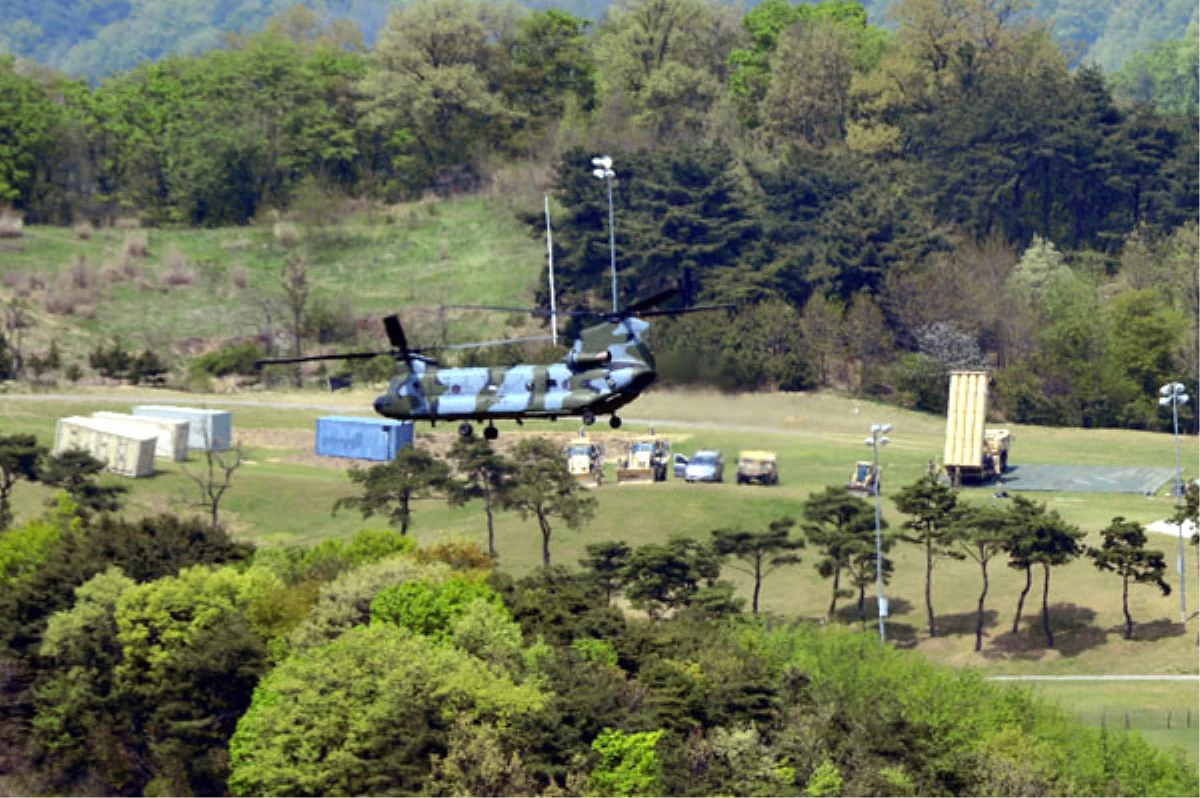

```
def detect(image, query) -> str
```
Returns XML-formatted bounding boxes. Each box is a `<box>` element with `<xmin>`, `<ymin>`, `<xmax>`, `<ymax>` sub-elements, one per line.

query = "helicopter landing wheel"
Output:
<box><xmin>582</xmin><ymin>411</ymin><xmax>596</xmax><ymax>426</ymax></box>
<box><xmin>609</xmin><ymin>415</ymin><xmax>623</xmax><ymax>429</ymax></box>
<box><xmin>457</xmin><ymin>422</ymin><xmax>474</xmax><ymax>439</ymax></box>
<box><xmin>483</xmin><ymin>425</ymin><xmax>499</xmax><ymax>441</ymax></box>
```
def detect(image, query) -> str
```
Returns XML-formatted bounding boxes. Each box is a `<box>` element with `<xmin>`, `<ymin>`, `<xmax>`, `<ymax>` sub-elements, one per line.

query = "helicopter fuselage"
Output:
<box><xmin>372</xmin><ymin>360</ymin><xmax>655</xmax><ymax>423</ymax></box>
<box><xmin>372</xmin><ymin>317</ymin><xmax>657</xmax><ymax>429</ymax></box>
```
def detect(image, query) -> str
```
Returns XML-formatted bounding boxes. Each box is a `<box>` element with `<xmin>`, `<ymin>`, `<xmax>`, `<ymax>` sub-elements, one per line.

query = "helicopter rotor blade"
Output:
<box><xmin>255</xmin><ymin>351</ymin><xmax>393</xmax><ymax>367</ymax></box>
<box><xmin>382</xmin><ymin>314</ymin><xmax>408</xmax><ymax>352</ymax></box>
<box><xmin>444</xmin><ymin>304</ymin><xmax>553</xmax><ymax>316</ymax></box>
<box><xmin>415</xmin><ymin>334</ymin><xmax>556</xmax><ymax>353</ymax></box>
<box><xmin>619</xmin><ymin>287</ymin><xmax>679</xmax><ymax>316</ymax></box>
<box><xmin>633</xmin><ymin>303</ymin><xmax>736</xmax><ymax>319</ymax></box>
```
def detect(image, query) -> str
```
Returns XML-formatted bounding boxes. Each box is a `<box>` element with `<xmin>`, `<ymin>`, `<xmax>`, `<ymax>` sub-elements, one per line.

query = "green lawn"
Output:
<box><xmin>1013</xmin><ymin>681</ymin><xmax>1200</xmax><ymax>765</ymax></box>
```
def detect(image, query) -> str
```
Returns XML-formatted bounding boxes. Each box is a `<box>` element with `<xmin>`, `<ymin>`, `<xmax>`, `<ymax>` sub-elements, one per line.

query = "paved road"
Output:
<box><xmin>0</xmin><ymin>393</ymin><xmax>803</xmax><ymax>437</ymax></box>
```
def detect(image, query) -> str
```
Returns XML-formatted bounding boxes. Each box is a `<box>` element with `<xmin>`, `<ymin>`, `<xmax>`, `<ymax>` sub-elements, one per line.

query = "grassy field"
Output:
<box><xmin>0</xmin><ymin>195</ymin><xmax>546</xmax><ymax>362</ymax></box>
<box><xmin>3</xmin><ymin>386</ymin><xmax>1198</xmax><ymax>683</ymax></box>
<box><xmin>1013</xmin><ymin>681</ymin><xmax>1199</xmax><ymax>765</ymax></box>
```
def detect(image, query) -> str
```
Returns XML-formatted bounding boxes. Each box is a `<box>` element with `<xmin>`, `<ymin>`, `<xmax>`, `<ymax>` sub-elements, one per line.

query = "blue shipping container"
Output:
<box><xmin>132</xmin><ymin>405</ymin><xmax>232</xmax><ymax>451</ymax></box>
<box><xmin>316</xmin><ymin>416</ymin><xmax>413</xmax><ymax>461</ymax></box>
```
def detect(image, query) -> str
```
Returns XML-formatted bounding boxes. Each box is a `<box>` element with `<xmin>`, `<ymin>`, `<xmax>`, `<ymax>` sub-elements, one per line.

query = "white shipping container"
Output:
<box><xmin>54</xmin><ymin>416</ymin><xmax>157</xmax><ymax>477</ymax></box>
<box><xmin>92</xmin><ymin>412</ymin><xmax>189</xmax><ymax>461</ymax></box>
<box><xmin>132</xmin><ymin>405</ymin><xmax>232</xmax><ymax>451</ymax></box>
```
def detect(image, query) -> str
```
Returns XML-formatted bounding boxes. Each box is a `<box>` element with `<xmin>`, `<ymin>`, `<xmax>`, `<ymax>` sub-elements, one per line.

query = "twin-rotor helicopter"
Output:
<box><xmin>257</xmin><ymin>287</ymin><xmax>728</xmax><ymax>440</ymax></box>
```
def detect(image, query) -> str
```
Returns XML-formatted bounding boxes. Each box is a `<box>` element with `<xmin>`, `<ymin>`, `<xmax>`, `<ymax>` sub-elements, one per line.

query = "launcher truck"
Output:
<box><xmin>943</xmin><ymin>370</ymin><xmax>1013</xmax><ymax>486</ymax></box>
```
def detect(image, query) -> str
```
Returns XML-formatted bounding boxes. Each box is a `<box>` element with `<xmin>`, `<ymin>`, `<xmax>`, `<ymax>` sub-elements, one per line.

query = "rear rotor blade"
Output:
<box><xmin>256</xmin><ymin>351</ymin><xmax>392</xmax><ymax>367</ymax></box>
<box><xmin>416</xmin><ymin>334</ymin><xmax>556</xmax><ymax>353</ymax></box>
<box><xmin>634</xmin><ymin>303</ymin><xmax>735</xmax><ymax>319</ymax></box>
<box><xmin>620</xmin><ymin>287</ymin><xmax>679</xmax><ymax>316</ymax></box>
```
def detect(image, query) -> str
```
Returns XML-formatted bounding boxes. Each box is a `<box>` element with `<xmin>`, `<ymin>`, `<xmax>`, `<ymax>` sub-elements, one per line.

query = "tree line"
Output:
<box><xmin>1</xmin><ymin>450</ymin><xmax>1196</xmax><ymax>795</ymax></box>
<box><xmin>1</xmin><ymin>0</ymin><xmax>1195</xmax><ymax>432</ymax></box>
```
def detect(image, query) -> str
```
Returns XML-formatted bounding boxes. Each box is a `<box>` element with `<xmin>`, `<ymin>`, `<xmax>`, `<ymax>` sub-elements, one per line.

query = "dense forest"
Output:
<box><xmin>0</xmin><ymin>436</ymin><xmax>1196</xmax><ymax>796</ymax></box>
<box><xmin>1</xmin><ymin>0</ymin><xmax>1196</xmax><ymax>79</ymax></box>
<box><xmin>0</xmin><ymin>0</ymin><xmax>1197</xmax><ymax>432</ymax></box>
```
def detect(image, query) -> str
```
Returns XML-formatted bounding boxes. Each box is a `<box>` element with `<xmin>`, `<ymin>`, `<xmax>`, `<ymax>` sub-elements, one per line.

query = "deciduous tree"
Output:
<box><xmin>228</xmin><ymin>624</ymin><xmax>545</xmax><ymax>796</ymax></box>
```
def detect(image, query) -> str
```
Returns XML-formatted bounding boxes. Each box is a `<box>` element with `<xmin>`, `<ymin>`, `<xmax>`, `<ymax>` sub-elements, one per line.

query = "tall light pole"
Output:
<box><xmin>864</xmin><ymin>423</ymin><xmax>891</xmax><ymax>643</ymax></box>
<box><xmin>591</xmin><ymin>156</ymin><xmax>618</xmax><ymax>313</ymax></box>
<box><xmin>1159</xmin><ymin>382</ymin><xmax>1189</xmax><ymax>623</ymax></box>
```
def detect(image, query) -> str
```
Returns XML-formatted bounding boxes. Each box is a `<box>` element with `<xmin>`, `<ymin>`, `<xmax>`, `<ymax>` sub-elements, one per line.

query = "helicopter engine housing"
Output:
<box><xmin>567</xmin><ymin>350</ymin><xmax>612</xmax><ymax>371</ymax></box>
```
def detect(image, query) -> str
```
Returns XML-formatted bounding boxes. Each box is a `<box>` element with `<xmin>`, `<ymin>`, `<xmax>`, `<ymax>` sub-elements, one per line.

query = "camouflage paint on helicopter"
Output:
<box><xmin>372</xmin><ymin>318</ymin><xmax>656</xmax><ymax>432</ymax></box>
<box><xmin>257</xmin><ymin>288</ymin><xmax>727</xmax><ymax>440</ymax></box>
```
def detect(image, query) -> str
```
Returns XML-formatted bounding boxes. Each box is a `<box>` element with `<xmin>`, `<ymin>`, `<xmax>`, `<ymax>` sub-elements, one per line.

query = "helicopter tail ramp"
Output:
<box><xmin>943</xmin><ymin>371</ymin><xmax>990</xmax><ymax>486</ymax></box>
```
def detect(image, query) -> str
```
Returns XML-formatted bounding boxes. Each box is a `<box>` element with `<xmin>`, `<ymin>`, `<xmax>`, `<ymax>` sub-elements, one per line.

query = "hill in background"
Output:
<box><xmin>1</xmin><ymin>0</ymin><xmax>1195</xmax><ymax>81</ymax></box>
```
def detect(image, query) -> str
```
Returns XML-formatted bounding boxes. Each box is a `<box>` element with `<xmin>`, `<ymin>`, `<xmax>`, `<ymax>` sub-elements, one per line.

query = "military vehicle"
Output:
<box><xmin>736</xmin><ymin>451</ymin><xmax>779</xmax><ymax>485</ymax></box>
<box><xmin>617</xmin><ymin>434</ymin><xmax>672</xmax><ymax>483</ymax></box>
<box><xmin>565</xmin><ymin>432</ymin><xmax>605</xmax><ymax>486</ymax></box>
<box><xmin>256</xmin><ymin>288</ymin><xmax>728</xmax><ymax>440</ymax></box>
<box><xmin>846</xmin><ymin>460</ymin><xmax>880</xmax><ymax>496</ymax></box>
<box><xmin>943</xmin><ymin>370</ymin><xmax>1014</xmax><ymax>485</ymax></box>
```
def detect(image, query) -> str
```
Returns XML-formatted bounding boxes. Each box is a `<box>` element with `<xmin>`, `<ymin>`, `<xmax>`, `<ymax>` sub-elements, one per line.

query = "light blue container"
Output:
<box><xmin>316</xmin><ymin>416</ymin><xmax>413</xmax><ymax>461</ymax></box>
<box><xmin>133</xmin><ymin>405</ymin><xmax>232</xmax><ymax>451</ymax></box>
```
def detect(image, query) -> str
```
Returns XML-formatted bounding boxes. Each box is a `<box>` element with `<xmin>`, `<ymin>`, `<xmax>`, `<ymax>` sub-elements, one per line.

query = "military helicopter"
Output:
<box><xmin>256</xmin><ymin>287</ymin><xmax>726</xmax><ymax>440</ymax></box>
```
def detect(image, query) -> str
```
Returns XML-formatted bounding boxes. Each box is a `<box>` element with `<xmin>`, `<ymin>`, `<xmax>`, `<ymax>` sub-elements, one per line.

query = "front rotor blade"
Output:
<box><xmin>383</xmin><ymin>314</ymin><xmax>408</xmax><ymax>351</ymax></box>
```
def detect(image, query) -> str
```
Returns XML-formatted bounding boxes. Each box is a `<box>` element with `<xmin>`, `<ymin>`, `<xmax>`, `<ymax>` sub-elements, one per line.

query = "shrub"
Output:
<box><xmin>71</xmin><ymin>255</ymin><xmax>96</xmax><ymax>289</ymax></box>
<box><xmin>230</xmin><ymin>267</ymin><xmax>248</xmax><ymax>290</ymax></box>
<box><xmin>370</xmin><ymin>575</ymin><xmax>503</xmax><ymax>639</ymax></box>
<box><xmin>0</xmin><ymin>208</ymin><xmax>25</xmax><ymax>238</ymax></box>
<box><xmin>272</xmin><ymin>222</ymin><xmax>300</xmax><ymax>248</ymax></box>
<box><xmin>190</xmin><ymin>342</ymin><xmax>264</xmax><ymax>377</ymax></box>
<box><xmin>123</xmin><ymin>231</ymin><xmax>148</xmax><ymax>259</ymax></box>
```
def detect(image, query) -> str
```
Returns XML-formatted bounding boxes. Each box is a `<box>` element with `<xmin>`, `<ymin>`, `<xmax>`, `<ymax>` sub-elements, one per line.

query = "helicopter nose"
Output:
<box><xmin>374</xmin><ymin>395</ymin><xmax>391</xmax><ymax>414</ymax></box>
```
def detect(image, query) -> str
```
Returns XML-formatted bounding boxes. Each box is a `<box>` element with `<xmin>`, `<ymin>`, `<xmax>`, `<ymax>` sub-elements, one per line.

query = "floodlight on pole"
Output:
<box><xmin>865</xmin><ymin>423</ymin><xmax>892</xmax><ymax>643</ymax></box>
<box><xmin>591</xmin><ymin>156</ymin><xmax>618</xmax><ymax>313</ymax></box>
<box><xmin>1159</xmin><ymin>381</ymin><xmax>1189</xmax><ymax>623</ymax></box>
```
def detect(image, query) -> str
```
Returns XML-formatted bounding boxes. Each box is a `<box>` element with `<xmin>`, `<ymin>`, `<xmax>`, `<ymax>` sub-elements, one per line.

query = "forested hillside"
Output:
<box><xmin>0</xmin><ymin>0</ymin><xmax>1196</xmax><ymax>433</ymax></box>
<box><xmin>0</xmin><ymin>0</ymin><xmax>1195</xmax><ymax>79</ymax></box>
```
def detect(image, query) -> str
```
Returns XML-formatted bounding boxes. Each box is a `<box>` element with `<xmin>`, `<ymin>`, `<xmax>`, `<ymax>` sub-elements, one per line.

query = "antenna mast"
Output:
<box><xmin>544</xmin><ymin>195</ymin><xmax>557</xmax><ymax>346</ymax></box>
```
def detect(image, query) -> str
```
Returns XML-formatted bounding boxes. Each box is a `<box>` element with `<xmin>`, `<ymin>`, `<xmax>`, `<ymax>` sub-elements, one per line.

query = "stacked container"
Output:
<box><xmin>54</xmin><ymin>416</ymin><xmax>157</xmax><ymax>477</ymax></box>
<box><xmin>315</xmin><ymin>416</ymin><xmax>413</xmax><ymax>461</ymax></box>
<box><xmin>133</xmin><ymin>405</ymin><xmax>232</xmax><ymax>451</ymax></box>
<box><xmin>92</xmin><ymin>411</ymin><xmax>189</xmax><ymax>461</ymax></box>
